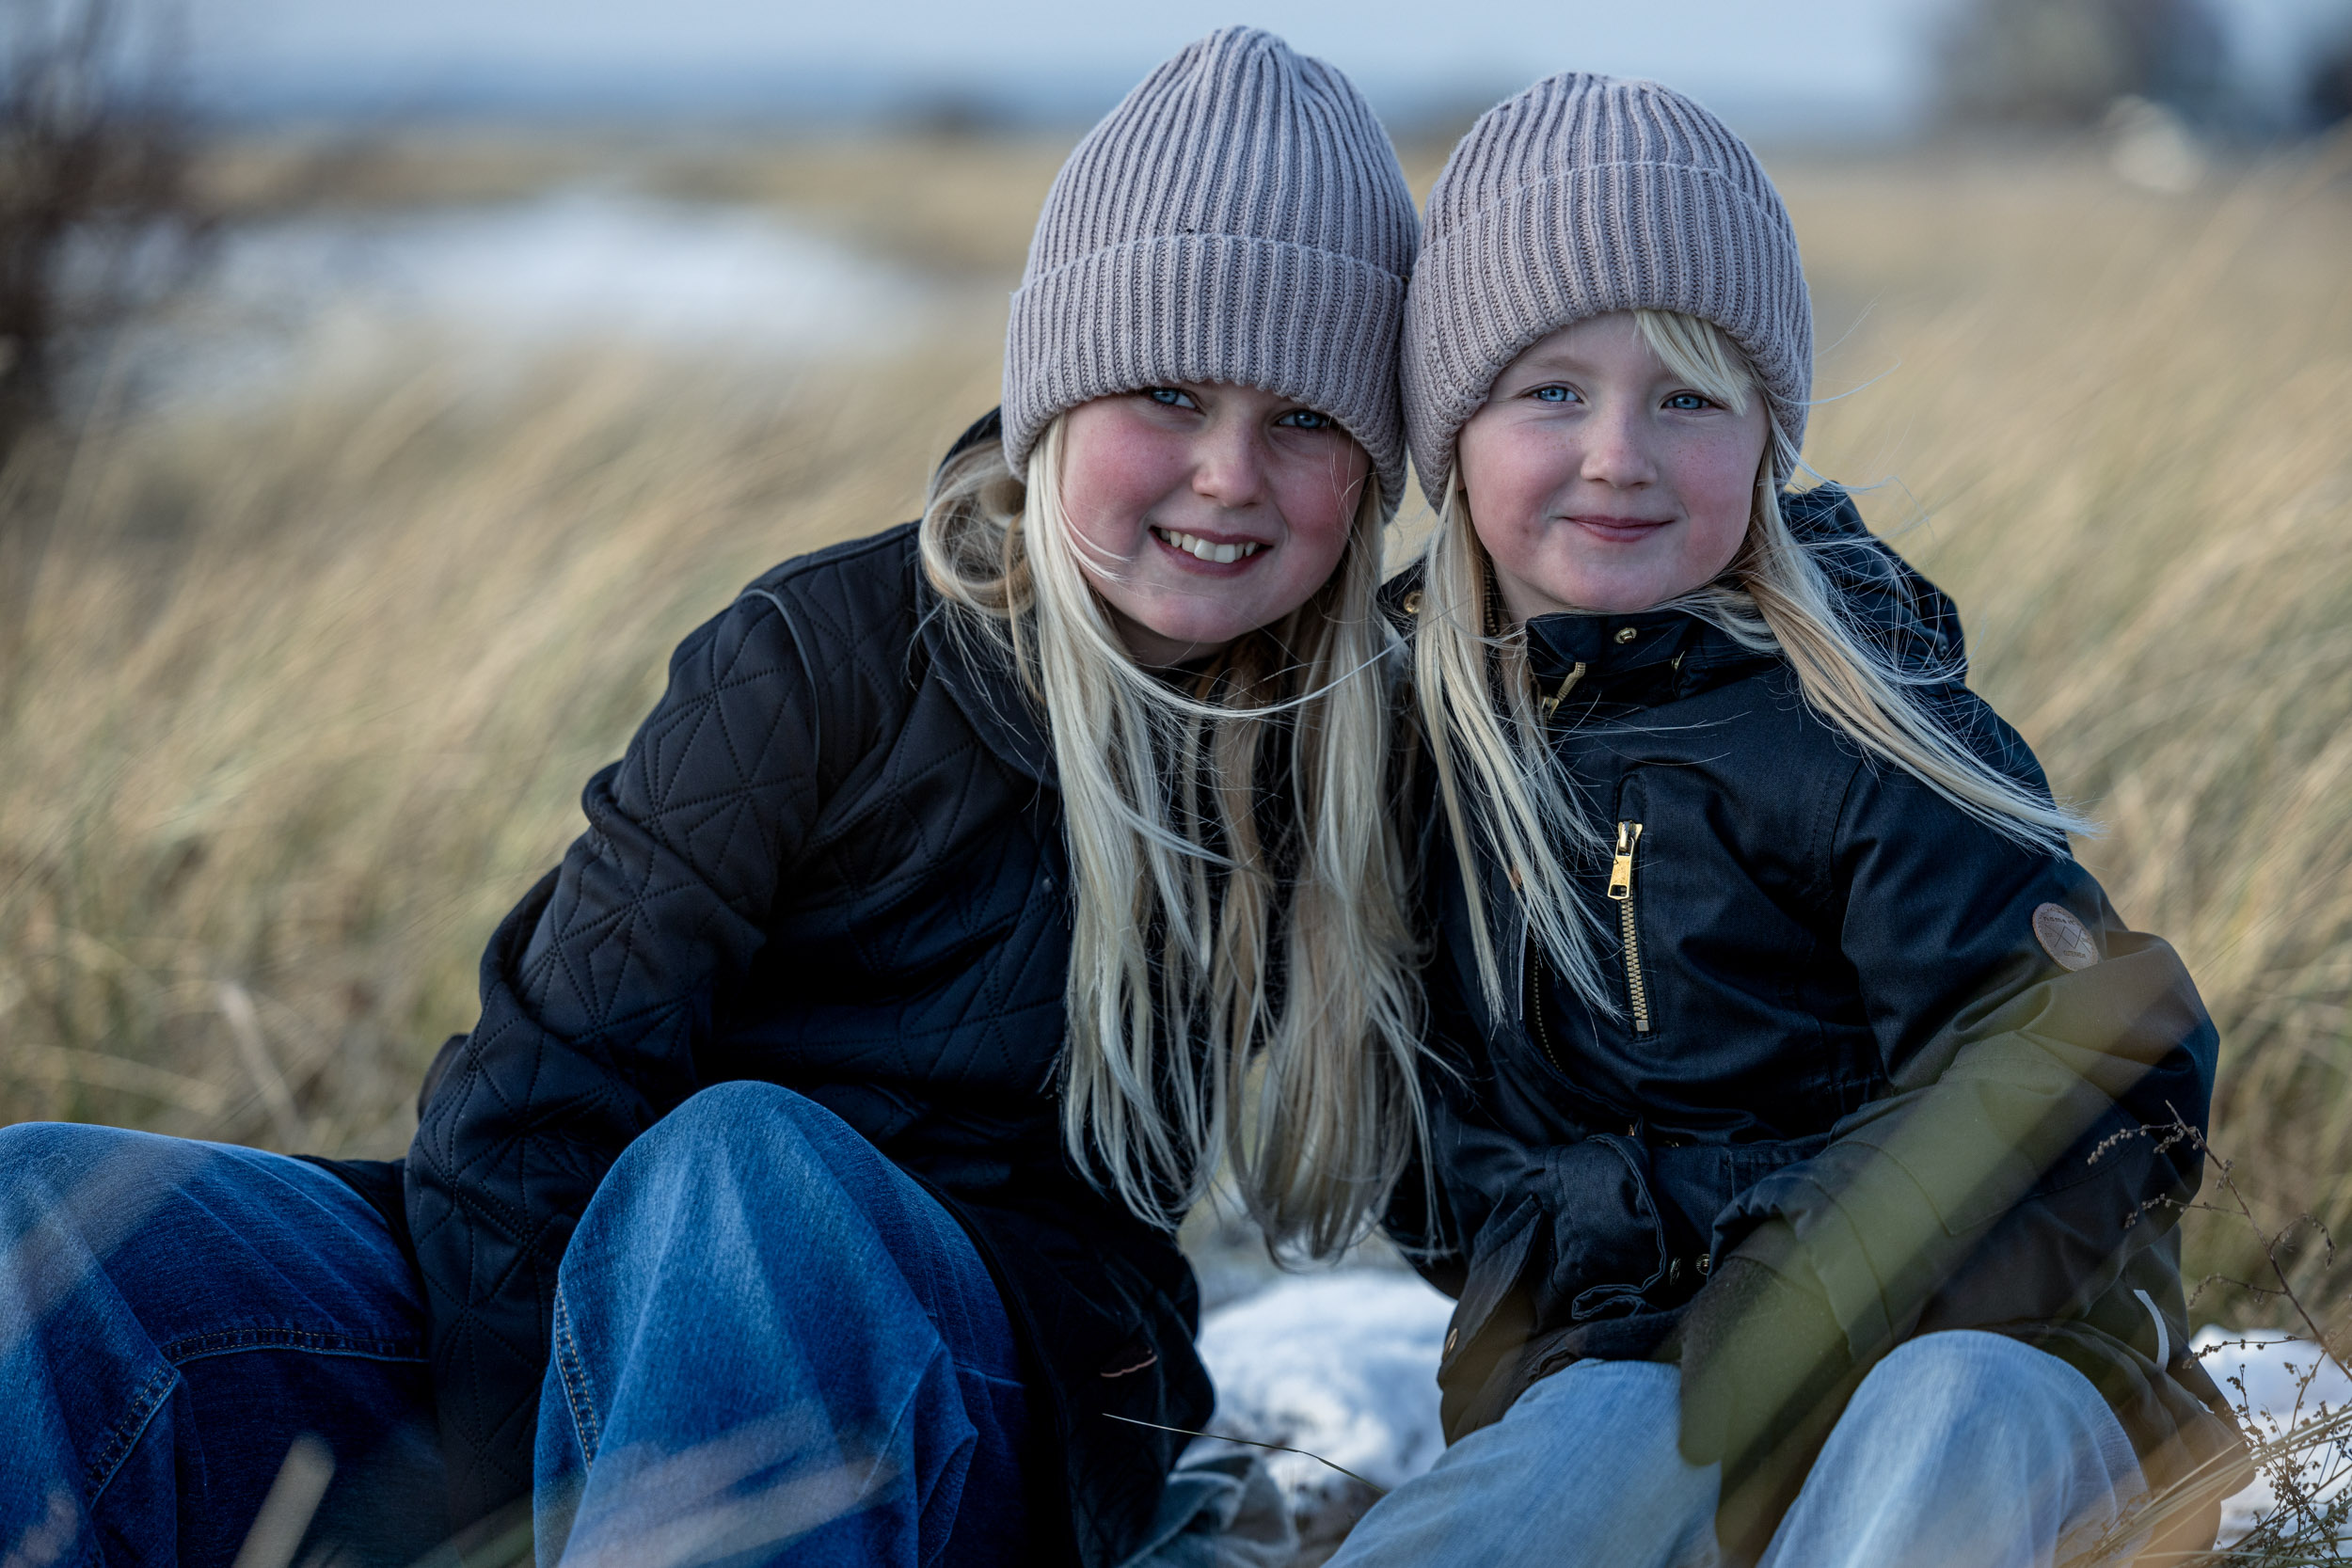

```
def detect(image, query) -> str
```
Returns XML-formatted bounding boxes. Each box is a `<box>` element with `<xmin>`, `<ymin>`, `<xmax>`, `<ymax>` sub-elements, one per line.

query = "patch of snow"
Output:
<box><xmin>1190</xmin><ymin>1270</ymin><xmax>1453</xmax><ymax>1548</ymax></box>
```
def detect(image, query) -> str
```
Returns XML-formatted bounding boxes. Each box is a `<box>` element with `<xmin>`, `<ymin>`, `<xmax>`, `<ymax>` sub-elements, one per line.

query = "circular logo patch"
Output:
<box><xmin>2032</xmin><ymin>903</ymin><xmax>2099</xmax><ymax>972</ymax></box>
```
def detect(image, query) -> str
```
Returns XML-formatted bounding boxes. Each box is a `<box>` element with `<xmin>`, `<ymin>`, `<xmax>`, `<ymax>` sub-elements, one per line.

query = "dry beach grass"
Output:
<box><xmin>2</xmin><ymin>131</ymin><xmax>2349</xmax><ymax>1350</ymax></box>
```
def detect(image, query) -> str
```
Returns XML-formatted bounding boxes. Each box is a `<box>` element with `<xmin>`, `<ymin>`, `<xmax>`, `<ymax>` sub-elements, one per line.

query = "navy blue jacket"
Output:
<box><xmin>1387</xmin><ymin>490</ymin><xmax>2246</xmax><ymax>1499</ymax></box>
<box><xmin>402</xmin><ymin>416</ymin><xmax>1211</xmax><ymax>1565</ymax></box>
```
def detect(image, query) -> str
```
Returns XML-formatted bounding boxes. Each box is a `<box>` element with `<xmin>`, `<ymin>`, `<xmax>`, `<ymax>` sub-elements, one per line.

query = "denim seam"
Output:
<box><xmin>158</xmin><ymin>1326</ymin><xmax>426</xmax><ymax>1364</ymax></box>
<box><xmin>85</xmin><ymin>1362</ymin><xmax>179</xmax><ymax>1508</ymax></box>
<box><xmin>552</xmin><ymin>1289</ymin><xmax>603</xmax><ymax>1464</ymax></box>
<box><xmin>879</xmin><ymin>1342</ymin><xmax>965</xmax><ymax>1568</ymax></box>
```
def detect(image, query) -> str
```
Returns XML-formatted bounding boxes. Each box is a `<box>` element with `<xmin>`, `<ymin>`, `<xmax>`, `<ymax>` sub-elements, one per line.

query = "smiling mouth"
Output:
<box><xmin>1152</xmin><ymin>526</ymin><xmax>1266</xmax><ymax>564</ymax></box>
<box><xmin>1566</xmin><ymin>515</ymin><xmax>1674</xmax><ymax>541</ymax></box>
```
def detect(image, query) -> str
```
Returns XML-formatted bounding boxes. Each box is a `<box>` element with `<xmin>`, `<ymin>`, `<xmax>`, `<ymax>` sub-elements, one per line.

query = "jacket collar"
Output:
<box><xmin>1523</xmin><ymin>607</ymin><xmax>1774</xmax><ymax>715</ymax></box>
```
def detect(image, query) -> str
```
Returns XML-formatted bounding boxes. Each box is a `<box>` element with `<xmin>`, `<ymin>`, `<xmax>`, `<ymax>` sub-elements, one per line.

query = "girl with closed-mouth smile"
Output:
<box><xmin>1335</xmin><ymin>70</ymin><xmax>2249</xmax><ymax>1568</ymax></box>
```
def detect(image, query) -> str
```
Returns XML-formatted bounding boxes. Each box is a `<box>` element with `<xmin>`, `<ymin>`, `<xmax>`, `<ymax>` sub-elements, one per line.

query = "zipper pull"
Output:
<box><xmin>1607</xmin><ymin>821</ymin><xmax>1642</xmax><ymax>901</ymax></box>
<box><xmin>1540</xmin><ymin>661</ymin><xmax>1588</xmax><ymax>721</ymax></box>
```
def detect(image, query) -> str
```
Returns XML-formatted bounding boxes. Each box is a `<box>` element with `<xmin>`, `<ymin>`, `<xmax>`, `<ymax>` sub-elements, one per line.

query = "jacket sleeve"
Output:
<box><xmin>1711</xmin><ymin>700</ymin><xmax>2218</xmax><ymax>1364</ymax></box>
<box><xmin>404</xmin><ymin>586</ymin><xmax>828</xmax><ymax>1522</ymax></box>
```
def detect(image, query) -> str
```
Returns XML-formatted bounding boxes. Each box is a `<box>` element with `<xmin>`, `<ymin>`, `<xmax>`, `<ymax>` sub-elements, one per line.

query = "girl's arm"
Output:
<box><xmin>405</xmin><ymin>580</ymin><xmax>834</xmax><ymax>1523</ymax></box>
<box><xmin>1730</xmin><ymin>701</ymin><xmax>2214</xmax><ymax>1349</ymax></box>
<box><xmin>1672</xmin><ymin>696</ymin><xmax>2218</xmax><ymax>1544</ymax></box>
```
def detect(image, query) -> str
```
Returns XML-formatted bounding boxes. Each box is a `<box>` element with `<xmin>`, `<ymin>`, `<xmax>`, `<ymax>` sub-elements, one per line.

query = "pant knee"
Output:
<box><xmin>1783</xmin><ymin>1334</ymin><xmax>2142</xmax><ymax>1562</ymax></box>
<box><xmin>0</xmin><ymin>1122</ymin><xmax>198</xmax><ymax>1231</ymax></box>
<box><xmin>580</xmin><ymin>1083</ymin><xmax>882</xmax><ymax>1275</ymax></box>
<box><xmin>1847</xmin><ymin>1331</ymin><xmax>2119</xmax><ymax>1469</ymax></box>
<box><xmin>625</xmin><ymin>1081</ymin><xmax>863</xmax><ymax>1188</ymax></box>
<box><xmin>1866</xmin><ymin>1332</ymin><xmax>2065</xmax><ymax>1415</ymax></box>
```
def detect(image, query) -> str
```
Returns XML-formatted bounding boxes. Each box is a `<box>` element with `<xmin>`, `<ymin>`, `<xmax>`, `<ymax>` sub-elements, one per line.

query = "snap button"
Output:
<box><xmin>1697</xmin><ymin>1253</ymin><xmax>1712</xmax><ymax>1275</ymax></box>
<box><xmin>1613</xmin><ymin>626</ymin><xmax>1638</xmax><ymax>644</ymax></box>
<box><xmin>1404</xmin><ymin>590</ymin><xmax>1425</xmax><ymax>616</ymax></box>
<box><xmin>1668</xmin><ymin>1258</ymin><xmax>1684</xmax><ymax>1286</ymax></box>
<box><xmin>1444</xmin><ymin>1325</ymin><xmax>1459</xmax><ymax>1354</ymax></box>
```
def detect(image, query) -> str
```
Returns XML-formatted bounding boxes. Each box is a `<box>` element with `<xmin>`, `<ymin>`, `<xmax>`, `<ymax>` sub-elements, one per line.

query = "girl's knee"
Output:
<box><xmin>0</xmin><ymin>1122</ymin><xmax>196</xmax><ymax>1220</ymax></box>
<box><xmin>1870</xmin><ymin>1331</ymin><xmax>2062</xmax><ymax>1400</ymax></box>
<box><xmin>629</xmin><ymin>1082</ymin><xmax>855</xmax><ymax>1179</ymax></box>
<box><xmin>590</xmin><ymin>1083</ymin><xmax>881</xmax><ymax>1255</ymax></box>
<box><xmin>1850</xmin><ymin>1331</ymin><xmax>2112</xmax><ymax>1454</ymax></box>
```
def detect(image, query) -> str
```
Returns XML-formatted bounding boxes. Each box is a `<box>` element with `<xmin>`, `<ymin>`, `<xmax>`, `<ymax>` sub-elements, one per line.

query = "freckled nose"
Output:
<box><xmin>1581</xmin><ymin>405</ymin><xmax>1657</xmax><ymax>488</ymax></box>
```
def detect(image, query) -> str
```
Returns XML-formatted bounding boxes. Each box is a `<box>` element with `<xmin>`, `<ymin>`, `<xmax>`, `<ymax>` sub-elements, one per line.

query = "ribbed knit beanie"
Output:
<box><xmin>1404</xmin><ymin>74</ymin><xmax>1812</xmax><ymax>506</ymax></box>
<box><xmin>1003</xmin><ymin>27</ymin><xmax>1418</xmax><ymax>514</ymax></box>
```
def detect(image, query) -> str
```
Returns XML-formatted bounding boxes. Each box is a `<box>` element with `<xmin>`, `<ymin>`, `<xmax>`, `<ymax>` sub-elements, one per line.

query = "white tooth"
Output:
<box><xmin>1212</xmin><ymin>543</ymin><xmax>1237</xmax><ymax>563</ymax></box>
<box><xmin>1240</xmin><ymin>543</ymin><xmax>1261</xmax><ymax>557</ymax></box>
<box><xmin>1189</xmin><ymin>537</ymin><xmax>1215</xmax><ymax>561</ymax></box>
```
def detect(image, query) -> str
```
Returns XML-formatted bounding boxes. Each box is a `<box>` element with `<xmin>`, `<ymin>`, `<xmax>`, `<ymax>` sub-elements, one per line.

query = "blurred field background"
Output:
<box><xmin>4</xmin><ymin>0</ymin><xmax>2351</xmax><ymax>1333</ymax></box>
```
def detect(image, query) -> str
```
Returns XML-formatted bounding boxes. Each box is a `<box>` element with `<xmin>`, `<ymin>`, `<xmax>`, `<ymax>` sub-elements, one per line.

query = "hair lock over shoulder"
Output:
<box><xmin>919</xmin><ymin>419</ymin><xmax>1427</xmax><ymax>1258</ymax></box>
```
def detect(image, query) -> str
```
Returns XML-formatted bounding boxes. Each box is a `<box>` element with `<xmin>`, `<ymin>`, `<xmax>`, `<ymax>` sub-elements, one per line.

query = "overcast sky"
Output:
<box><xmin>185</xmin><ymin>0</ymin><xmax>2346</xmax><ymax>130</ymax></box>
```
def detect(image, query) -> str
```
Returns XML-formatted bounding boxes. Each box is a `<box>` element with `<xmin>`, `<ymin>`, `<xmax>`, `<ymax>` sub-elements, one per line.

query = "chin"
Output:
<box><xmin>1137</xmin><ymin>594</ymin><xmax>1265</xmax><ymax>648</ymax></box>
<box><xmin>1553</xmin><ymin>571</ymin><xmax>1680</xmax><ymax>614</ymax></box>
<box><xmin>1152</xmin><ymin>616</ymin><xmax>1253</xmax><ymax>652</ymax></box>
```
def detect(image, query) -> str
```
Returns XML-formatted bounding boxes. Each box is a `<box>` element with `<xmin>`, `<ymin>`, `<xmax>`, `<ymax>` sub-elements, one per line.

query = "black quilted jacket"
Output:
<box><xmin>401</xmin><ymin>420</ymin><xmax>1211</xmax><ymax>1564</ymax></box>
<box><xmin>1386</xmin><ymin>489</ymin><xmax>2246</xmax><ymax>1502</ymax></box>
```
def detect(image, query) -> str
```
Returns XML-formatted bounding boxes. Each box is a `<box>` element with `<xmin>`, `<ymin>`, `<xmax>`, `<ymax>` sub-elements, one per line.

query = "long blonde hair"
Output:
<box><xmin>920</xmin><ymin>415</ymin><xmax>1424</xmax><ymax>1257</ymax></box>
<box><xmin>1415</xmin><ymin>309</ymin><xmax>2092</xmax><ymax>1017</ymax></box>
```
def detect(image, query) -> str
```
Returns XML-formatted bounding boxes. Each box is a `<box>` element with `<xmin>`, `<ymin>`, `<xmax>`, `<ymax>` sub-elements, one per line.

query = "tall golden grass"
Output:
<box><xmin>1</xmin><ymin>135</ymin><xmax>2346</xmax><ymax>1325</ymax></box>
<box><xmin>1788</xmin><ymin>144</ymin><xmax>2352</xmax><ymax>1313</ymax></box>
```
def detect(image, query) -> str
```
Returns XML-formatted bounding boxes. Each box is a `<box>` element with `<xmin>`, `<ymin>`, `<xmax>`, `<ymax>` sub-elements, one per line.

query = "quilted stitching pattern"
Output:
<box><xmin>405</xmin><ymin>526</ymin><xmax>1204</xmax><ymax>1544</ymax></box>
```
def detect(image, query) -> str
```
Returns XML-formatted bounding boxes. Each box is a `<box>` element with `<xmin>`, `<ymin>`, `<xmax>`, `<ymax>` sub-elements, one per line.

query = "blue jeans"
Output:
<box><xmin>0</xmin><ymin>1124</ymin><xmax>444</xmax><ymax>1568</ymax></box>
<box><xmin>1326</xmin><ymin>1330</ymin><xmax>2147</xmax><ymax>1568</ymax></box>
<box><xmin>534</xmin><ymin>1081</ymin><xmax>1032</xmax><ymax>1568</ymax></box>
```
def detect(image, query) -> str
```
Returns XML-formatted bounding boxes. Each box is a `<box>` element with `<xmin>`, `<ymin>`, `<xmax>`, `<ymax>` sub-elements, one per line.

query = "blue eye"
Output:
<box><xmin>1529</xmin><ymin>385</ymin><xmax>1578</xmax><ymax>404</ymax></box>
<box><xmin>1142</xmin><ymin>387</ymin><xmax>1197</xmax><ymax>410</ymax></box>
<box><xmin>1276</xmin><ymin>408</ymin><xmax>1336</xmax><ymax>430</ymax></box>
<box><xmin>1664</xmin><ymin>392</ymin><xmax>1714</xmax><ymax>411</ymax></box>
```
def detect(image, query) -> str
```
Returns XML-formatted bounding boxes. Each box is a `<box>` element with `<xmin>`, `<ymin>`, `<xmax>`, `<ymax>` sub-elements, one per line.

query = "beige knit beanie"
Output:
<box><xmin>1003</xmin><ymin>27</ymin><xmax>1418</xmax><ymax>514</ymax></box>
<box><xmin>1404</xmin><ymin>74</ymin><xmax>1812</xmax><ymax>506</ymax></box>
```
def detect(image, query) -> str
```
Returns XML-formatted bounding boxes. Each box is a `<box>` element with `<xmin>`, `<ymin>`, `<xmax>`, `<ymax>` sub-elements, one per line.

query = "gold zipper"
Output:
<box><xmin>1540</xmin><ymin>661</ymin><xmax>1587</xmax><ymax>721</ymax></box>
<box><xmin>1608</xmin><ymin>821</ymin><xmax>1651</xmax><ymax>1034</ymax></box>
